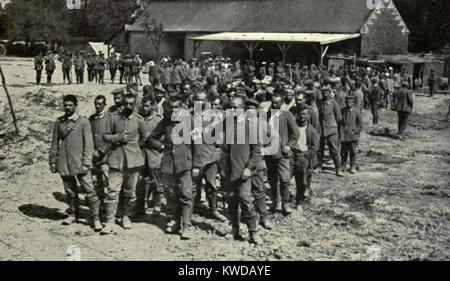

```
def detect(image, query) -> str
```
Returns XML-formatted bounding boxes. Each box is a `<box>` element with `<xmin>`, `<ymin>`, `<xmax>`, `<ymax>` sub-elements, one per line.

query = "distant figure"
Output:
<box><xmin>73</xmin><ymin>51</ymin><xmax>85</xmax><ymax>84</ymax></box>
<box><xmin>393</xmin><ymin>81</ymin><xmax>414</xmax><ymax>140</ymax></box>
<box><xmin>428</xmin><ymin>69</ymin><xmax>435</xmax><ymax>97</ymax></box>
<box><xmin>44</xmin><ymin>51</ymin><xmax>56</xmax><ymax>85</ymax></box>
<box><xmin>34</xmin><ymin>51</ymin><xmax>44</xmax><ymax>85</ymax></box>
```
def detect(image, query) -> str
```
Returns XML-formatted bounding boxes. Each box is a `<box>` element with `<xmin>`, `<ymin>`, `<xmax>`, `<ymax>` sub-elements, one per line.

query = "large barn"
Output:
<box><xmin>124</xmin><ymin>0</ymin><xmax>410</xmax><ymax>63</ymax></box>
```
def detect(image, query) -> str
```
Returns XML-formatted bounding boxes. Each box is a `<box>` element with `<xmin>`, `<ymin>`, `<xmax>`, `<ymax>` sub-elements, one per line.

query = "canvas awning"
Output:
<box><xmin>189</xmin><ymin>32</ymin><xmax>360</xmax><ymax>45</ymax></box>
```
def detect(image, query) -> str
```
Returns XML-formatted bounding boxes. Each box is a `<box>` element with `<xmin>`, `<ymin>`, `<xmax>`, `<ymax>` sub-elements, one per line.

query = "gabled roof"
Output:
<box><xmin>127</xmin><ymin>0</ymin><xmax>374</xmax><ymax>33</ymax></box>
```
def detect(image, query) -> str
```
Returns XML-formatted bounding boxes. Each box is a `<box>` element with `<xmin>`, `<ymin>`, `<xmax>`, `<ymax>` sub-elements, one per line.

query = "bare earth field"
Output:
<box><xmin>0</xmin><ymin>57</ymin><xmax>449</xmax><ymax>261</ymax></box>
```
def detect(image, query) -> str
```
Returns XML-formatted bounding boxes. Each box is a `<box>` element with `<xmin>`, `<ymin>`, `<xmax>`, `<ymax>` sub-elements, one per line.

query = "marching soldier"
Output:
<box><xmin>221</xmin><ymin>96</ymin><xmax>263</xmax><ymax>244</ymax></box>
<box><xmin>191</xmin><ymin>92</ymin><xmax>227</xmax><ymax>222</ymax></box>
<box><xmin>146</xmin><ymin>95</ymin><xmax>195</xmax><ymax>239</ymax></box>
<box><xmin>49</xmin><ymin>95</ymin><xmax>102</xmax><ymax>231</ymax></box>
<box><xmin>136</xmin><ymin>96</ymin><xmax>164</xmax><ymax>216</ymax></box>
<box><xmin>103</xmin><ymin>93</ymin><xmax>148</xmax><ymax>230</ymax></box>
<box><xmin>88</xmin><ymin>95</ymin><xmax>114</xmax><ymax>234</ymax></box>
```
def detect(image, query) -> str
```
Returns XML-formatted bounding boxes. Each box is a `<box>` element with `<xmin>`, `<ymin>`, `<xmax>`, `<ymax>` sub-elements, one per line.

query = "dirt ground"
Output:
<box><xmin>0</xmin><ymin>57</ymin><xmax>449</xmax><ymax>261</ymax></box>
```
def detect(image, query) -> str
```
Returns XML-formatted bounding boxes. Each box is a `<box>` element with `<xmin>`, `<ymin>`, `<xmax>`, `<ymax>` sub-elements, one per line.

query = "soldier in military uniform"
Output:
<box><xmin>86</xmin><ymin>54</ymin><xmax>96</xmax><ymax>82</ymax></box>
<box><xmin>108</xmin><ymin>88</ymin><xmax>125</xmax><ymax>115</ymax></box>
<box><xmin>59</xmin><ymin>51</ymin><xmax>73</xmax><ymax>84</ymax></box>
<box><xmin>135</xmin><ymin>96</ymin><xmax>164</xmax><ymax>217</ymax></box>
<box><xmin>107</xmin><ymin>53</ymin><xmax>118</xmax><ymax>84</ymax></box>
<box><xmin>73</xmin><ymin>51</ymin><xmax>85</xmax><ymax>84</ymax></box>
<box><xmin>44</xmin><ymin>51</ymin><xmax>56</xmax><ymax>85</ymax></box>
<box><xmin>96</xmin><ymin>52</ymin><xmax>106</xmax><ymax>85</ymax></box>
<box><xmin>34</xmin><ymin>51</ymin><xmax>44</xmax><ymax>85</ymax></box>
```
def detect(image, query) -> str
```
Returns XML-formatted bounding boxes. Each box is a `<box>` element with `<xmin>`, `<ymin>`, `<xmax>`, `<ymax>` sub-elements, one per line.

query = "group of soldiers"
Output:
<box><xmin>49</xmin><ymin>55</ymin><xmax>415</xmax><ymax>245</ymax></box>
<box><xmin>34</xmin><ymin>51</ymin><xmax>144</xmax><ymax>86</ymax></box>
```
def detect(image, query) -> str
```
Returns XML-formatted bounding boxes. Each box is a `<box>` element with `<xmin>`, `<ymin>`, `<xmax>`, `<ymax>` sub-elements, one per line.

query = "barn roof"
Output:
<box><xmin>127</xmin><ymin>0</ymin><xmax>374</xmax><ymax>34</ymax></box>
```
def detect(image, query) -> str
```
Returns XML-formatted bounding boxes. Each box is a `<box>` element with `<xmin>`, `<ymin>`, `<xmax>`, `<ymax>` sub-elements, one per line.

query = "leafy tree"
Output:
<box><xmin>394</xmin><ymin>0</ymin><xmax>450</xmax><ymax>52</ymax></box>
<box><xmin>84</xmin><ymin>0</ymin><xmax>140</xmax><ymax>41</ymax></box>
<box><xmin>4</xmin><ymin>0</ymin><xmax>71</xmax><ymax>44</ymax></box>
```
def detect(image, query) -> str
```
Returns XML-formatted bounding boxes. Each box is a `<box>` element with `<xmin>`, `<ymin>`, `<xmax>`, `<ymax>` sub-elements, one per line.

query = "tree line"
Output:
<box><xmin>0</xmin><ymin>0</ymin><xmax>448</xmax><ymax>53</ymax></box>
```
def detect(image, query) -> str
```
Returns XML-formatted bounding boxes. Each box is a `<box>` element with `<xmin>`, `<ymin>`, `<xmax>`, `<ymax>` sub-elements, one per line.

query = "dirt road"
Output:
<box><xmin>1</xmin><ymin>57</ymin><xmax>449</xmax><ymax>261</ymax></box>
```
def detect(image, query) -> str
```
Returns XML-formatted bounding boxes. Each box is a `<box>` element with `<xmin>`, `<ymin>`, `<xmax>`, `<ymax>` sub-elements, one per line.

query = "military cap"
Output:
<box><xmin>305</xmin><ymin>79</ymin><xmax>313</xmax><ymax>85</ymax></box>
<box><xmin>245</xmin><ymin>98</ymin><xmax>260</xmax><ymax>108</ymax></box>
<box><xmin>252</xmin><ymin>79</ymin><xmax>262</xmax><ymax>84</ymax></box>
<box><xmin>313</xmin><ymin>82</ymin><xmax>321</xmax><ymax>88</ymax></box>
<box><xmin>111</xmin><ymin>88</ymin><xmax>125</xmax><ymax>95</ymax></box>
<box><xmin>345</xmin><ymin>95</ymin><xmax>356</xmax><ymax>100</ymax></box>
<box><xmin>261</xmin><ymin>61</ymin><xmax>267</xmax><ymax>65</ymax></box>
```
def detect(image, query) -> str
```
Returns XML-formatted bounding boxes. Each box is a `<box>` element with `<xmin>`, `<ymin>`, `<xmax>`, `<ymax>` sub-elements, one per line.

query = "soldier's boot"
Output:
<box><xmin>153</xmin><ymin>193</ymin><xmax>162</xmax><ymax>216</ymax></box>
<box><xmin>101</xmin><ymin>200</ymin><xmax>117</xmax><ymax>235</ymax></box>
<box><xmin>349</xmin><ymin>157</ymin><xmax>356</xmax><ymax>174</ymax></box>
<box><xmin>88</xmin><ymin>199</ymin><xmax>103</xmax><ymax>232</ymax></box>
<box><xmin>209</xmin><ymin>193</ymin><xmax>227</xmax><ymax>222</ymax></box>
<box><xmin>259</xmin><ymin>216</ymin><xmax>273</xmax><ymax>230</ymax></box>
<box><xmin>121</xmin><ymin>199</ymin><xmax>135</xmax><ymax>230</ymax></box>
<box><xmin>341</xmin><ymin>160</ymin><xmax>347</xmax><ymax>172</ymax></box>
<box><xmin>334</xmin><ymin>156</ymin><xmax>344</xmax><ymax>177</ymax></box>
<box><xmin>232</xmin><ymin>226</ymin><xmax>245</xmax><ymax>241</ymax></box>
<box><xmin>249</xmin><ymin>231</ymin><xmax>264</xmax><ymax>245</ymax></box>
<box><xmin>194</xmin><ymin>187</ymin><xmax>203</xmax><ymax>208</ymax></box>
<box><xmin>135</xmin><ymin>182</ymin><xmax>149</xmax><ymax>217</ymax></box>
<box><xmin>247</xmin><ymin>217</ymin><xmax>263</xmax><ymax>245</ymax></box>
<box><xmin>282</xmin><ymin>203</ymin><xmax>292</xmax><ymax>216</ymax></box>
<box><xmin>62</xmin><ymin>197</ymin><xmax>80</xmax><ymax>225</ymax></box>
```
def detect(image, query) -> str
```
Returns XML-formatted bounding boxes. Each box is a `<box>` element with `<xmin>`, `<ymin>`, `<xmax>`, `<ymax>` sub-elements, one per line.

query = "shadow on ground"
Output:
<box><xmin>18</xmin><ymin>204</ymin><xmax>68</xmax><ymax>221</ymax></box>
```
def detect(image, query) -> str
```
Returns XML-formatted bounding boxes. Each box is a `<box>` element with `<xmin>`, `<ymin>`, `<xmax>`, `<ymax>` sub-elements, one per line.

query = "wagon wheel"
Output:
<box><xmin>0</xmin><ymin>44</ymin><xmax>6</xmax><ymax>56</ymax></box>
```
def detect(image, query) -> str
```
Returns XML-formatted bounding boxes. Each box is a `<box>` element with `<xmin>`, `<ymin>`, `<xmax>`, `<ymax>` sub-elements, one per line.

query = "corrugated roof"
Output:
<box><xmin>127</xmin><ymin>0</ymin><xmax>373</xmax><ymax>33</ymax></box>
<box><xmin>189</xmin><ymin>32</ymin><xmax>361</xmax><ymax>44</ymax></box>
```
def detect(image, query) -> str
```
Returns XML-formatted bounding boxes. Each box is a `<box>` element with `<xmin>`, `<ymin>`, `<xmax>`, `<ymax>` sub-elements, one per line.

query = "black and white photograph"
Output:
<box><xmin>0</xmin><ymin>0</ymin><xmax>449</xmax><ymax>263</ymax></box>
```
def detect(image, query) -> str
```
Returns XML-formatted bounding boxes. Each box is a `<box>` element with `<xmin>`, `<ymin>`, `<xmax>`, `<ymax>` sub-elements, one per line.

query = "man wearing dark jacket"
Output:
<box><xmin>73</xmin><ymin>51</ymin><xmax>85</xmax><ymax>84</ymax></box>
<box><xmin>370</xmin><ymin>78</ymin><xmax>383</xmax><ymax>125</ymax></box>
<box><xmin>34</xmin><ymin>52</ymin><xmax>44</xmax><ymax>85</ymax></box>
<box><xmin>393</xmin><ymin>81</ymin><xmax>414</xmax><ymax>140</ymax></box>
<box><xmin>339</xmin><ymin>96</ymin><xmax>363</xmax><ymax>174</ymax></box>
<box><xmin>291</xmin><ymin>105</ymin><xmax>320</xmax><ymax>209</ymax></box>
<box><xmin>318</xmin><ymin>86</ymin><xmax>343</xmax><ymax>177</ymax></box>
<box><xmin>44</xmin><ymin>51</ymin><xmax>56</xmax><ymax>85</ymax></box>
<box><xmin>221</xmin><ymin>96</ymin><xmax>263</xmax><ymax>244</ymax></box>
<box><xmin>191</xmin><ymin>92</ymin><xmax>227</xmax><ymax>222</ymax></box>
<box><xmin>265</xmin><ymin>94</ymin><xmax>299</xmax><ymax>214</ymax></box>
<box><xmin>146</xmin><ymin>95</ymin><xmax>194</xmax><ymax>239</ymax></box>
